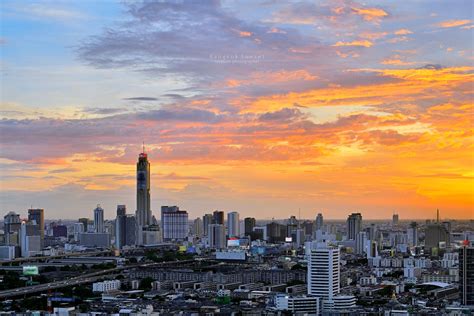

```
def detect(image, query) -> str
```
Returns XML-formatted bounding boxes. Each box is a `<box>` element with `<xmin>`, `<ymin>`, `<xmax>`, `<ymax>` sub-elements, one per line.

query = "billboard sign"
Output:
<box><xmin>23</xmin><ymin>266</ymin><xmax>39</xmax><ymax>276</ymax></box>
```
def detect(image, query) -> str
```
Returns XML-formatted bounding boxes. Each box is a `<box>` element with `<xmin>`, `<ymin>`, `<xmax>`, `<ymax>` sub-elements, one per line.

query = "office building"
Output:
<box><xmin>408</xmin><ymin>222</ymin><xmax>418</xmax><ymax>247</ymax></box>
<box><xmin>203</xmin><ymin>214</ymin><xmax>213</xmax><ymax>236</ymax></box>
<box><xmin>209</xmin><ymin>224</ymin><xmax>226</xmax><ymax>249</ymax></box>
<box><xmin>213</xmin><ymin>210</ymin><xmax>224</xmax><ymax>225</ymax></box>
<box><xmin>52</xmin><ymin>225</ymin><xmax>67</xmax><ymax>238</ymax></box>
<box><xmin>347</xmin><ymin>213</ymin><xmax>362</xmax><ymax>240</ymax></box>
<box><xmin>93</xmin><ymin>205</ymin><xmax>105</xmax><ymax>233</ymax></box>
<box><xmin>425</xmin><ymin>223</ymin><xmax>450</xmax><ymax>251</ymax></box>
<box><xmin>244</xmin><ymin>217</ymin><xmax>256</xmax><ymax>235</ymax></box>
<box><xmin>315</xmin><ymin>213</ymin><xmax>323</xmax><ymax>231</ymax></box>
<box><xmin>73</xmin><ymin>222</ymin><xmax>84</xmax><ymax>242</ymax></box>
<box><xmin>78</xmin><ymin>232</ymin><xmax>110</xmax><ymax>248</ymax></box>
<box><xmin>459</xmin><ymin>241</ymin><xmax>474</xmax><ymax>305</ymax></box>
<box><xmin>392</xmin><ymin>213</ymin><xmax>399</xmax><ymax>226</ymax></box>
<box><xmin>116</xmin><ymin>205</ymin><xmax>137</xmax><ymax>249</ymax></box>
<box><xmin>356</xmin><ymin>231</ymin><xmax>367</xmax><ymax>255</ymax></box>
<box><xmin>3</xmin><ymin>211</ymin><xmax>21</xmax><ymax>246</ymax></box>
<box><xmin>28</xmin><ymin>208</ymin><xmax>44</xmax><ymax>243</ymax></box>
<box><xmin>142</xmin><ymin>225</ymin><xmax>162</xmax><ymax>244</ymax></box>
<box><xmin>20</xmin><ymin>221</ymin><xmax>41</xmax><ymax>257</ymax></box>
<box><xmin>227</xmin><ymin>211</ymin><xmax>240</xmax><ymax>237</ymax></box>
<box><xmin>136</xmin><ymin>148</ymin><xmax>152</xmax><ymax>245</ymax></box>
<box><xmin>307</xmin><ymin>245</ymin><xmax>340</xmax><ymax>300</ymax></box>
<box><xmin>161</xmin><ymin>206</ymin><xmax>188</xmax><ymax>241</ymax></box>
<box><xmin>78</xmin><ymin>218</ymin><xmax>89</xmax><ymax>233</ymax></box>
<box><xmin>193</xmin><ymin>218</ymin><xmax>204</xmax><ymax>238</ymax></box>
<box><xmin>275</xmin><ymin>294</ymin><xmax>319</xmax><ymax>314</ymax></box>
<box><xmin>116</xmin><ymin>205</ymin><xmax>126</xmax><ymax>217</ymax></box>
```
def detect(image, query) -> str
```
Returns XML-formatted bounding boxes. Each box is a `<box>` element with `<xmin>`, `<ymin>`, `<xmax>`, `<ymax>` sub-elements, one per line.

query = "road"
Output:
<box><xmin>0</xmin><ymin>259</ymin><xmax>196</xmax><ymax>299</ymax></box>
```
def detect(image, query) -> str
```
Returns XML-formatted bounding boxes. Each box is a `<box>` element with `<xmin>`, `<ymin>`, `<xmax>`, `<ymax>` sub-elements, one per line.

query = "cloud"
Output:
<box><xmin>83</xmin><ymin>107</ymin><xmax>126</xmax><ymax>115</ymax></box>
<box><xmin>394</xmin><ymin>29</ymin><xmax>413</xmax><ymax>35</ymax></box>
<box><xmin>436</xmin><ymin>19</ymin><xmax>471</xmax><ymax>28</ymax></box>
<box><xmin>351</xmin><ymin>7</ymin><xmax>388</xmax><ymax>22</ymax></box>
<box><xmin>122</xmin><ymin>97</ymin><xmax>158</xmax><ymax>101</ymax></box>
<box><xmin>333</xmin><ymin>40</ymin><xmax>373</xmax><ymax>47</ymax></box>
<box><xmin>6</xmin><ymin>3</ymin><xmax>86</xmax><ymax>22</ymax></box>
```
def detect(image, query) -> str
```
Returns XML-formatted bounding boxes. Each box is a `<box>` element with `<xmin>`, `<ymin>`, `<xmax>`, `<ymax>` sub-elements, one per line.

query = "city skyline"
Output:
<box><xmin>1</xmin><ymin>1</ymin><xmax>473</xmax><ymax>220</ymax></box>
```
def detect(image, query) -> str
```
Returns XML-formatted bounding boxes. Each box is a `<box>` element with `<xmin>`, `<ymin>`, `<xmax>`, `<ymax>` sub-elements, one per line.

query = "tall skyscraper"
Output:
<box><xmin>203</xmin><ymin>213</ymin><xmax>213</xmax><ymax>236</ymax></box>
<box><xmin>227</xmin><ymin>211</ymin><xmax>240</xmax><ymax>237</ymax></box>
<box><xmin>459</xmin><ymin>241</ymin><xmax>474</xmax><ymax>306</ymax></box>
<box><xmin>392</xmin><ymin>213</ymin><xmax>399</xmax><ymax>226</ymax></box>
<box><xmin>117</xmin><ymin>205</ymin><xmax>126</xmax><ymax>217</ymax></box>
<box><xmin>193</xmin><ymin>218</ymin><xmax>204</xmax><ymax>238</ymax></box>
<box><xmin>244</xmin><ymin>217</ymin><xmax>256</xmax><ymax>235</ymax></box>
<box><xmin>161</xmin><ymin>206</ymin><xmax>188</xmax><ymax>241</ymax></box>
<box><xmin>4</xmin><ymin>211</ymin><xmax>21</xmax><ymax>246</ymax></box>
<box><xmin>307</xmin><ymin>245</ymin><xmax>340</xmax><ymax>301</ymax></box>
<box><xmin>208</xmin><ymin>224</ymin><xmax>226</xmax><ymax>249</ymax></box>
<box><xmin>93</xmin><ymin>205</ymin><xmax>104</xmax><ymax>233</ymax></box>
<box><xmin>212</xmin><ymin>210</ymin><xmax>224</xmax><ymax>225</ymax></box>
<box><xmin>28</xmin><ymin>208</ymin><xmax>44</xmax><ymax>243</ymax></box>
<box><xmin>347</xmin><ymin>213</ymin><xmax>362</xmax><ymax>240</ymax></box>
<box><xmin>407</xmin><ymin>221</ymin><xmax>418</xmax><ymax>247</ymax></box>
<box><xmin>20</xmin><ymin>221</ymin><xmax>41</xmax><ymax>257</ymax></box>
<box><xmin>136</xmin><ymin>148</ymin><xmax>152</xmax><ymax>228</ymax></box>
<box><xmin>355</xmin><ymin>231</ymin><xmax>367</xmax><ymax>255</ymax></box>
<box><xmin>315</xmin><ymin>213</ymin><xmax>324</xmax><ymax>231</ymax></box>
<box><xmin>115</xmin><ymin>205</ymin><xmax>136</xmax><ymax>249</ymax></box>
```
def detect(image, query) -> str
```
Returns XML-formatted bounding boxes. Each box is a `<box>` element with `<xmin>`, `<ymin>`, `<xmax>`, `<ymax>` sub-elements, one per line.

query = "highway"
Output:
<box><xmin>0</xmin><ymin>259</ymin><xmax>196</xmax><ymax>299</ymax></box>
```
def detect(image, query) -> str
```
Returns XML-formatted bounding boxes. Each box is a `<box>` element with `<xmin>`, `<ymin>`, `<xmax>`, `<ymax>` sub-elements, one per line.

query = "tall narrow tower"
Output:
<box><xmin>136</xmin><ymin>146</ymin><xmax>151</xmax><ymax>229</ymax></box>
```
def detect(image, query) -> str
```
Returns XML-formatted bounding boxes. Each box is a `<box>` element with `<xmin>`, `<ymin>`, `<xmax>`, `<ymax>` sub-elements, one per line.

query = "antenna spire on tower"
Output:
<box><xmin>142</xmin><ymin>141</ymin><xmax>145</xmax><ymax>154</ymax></box>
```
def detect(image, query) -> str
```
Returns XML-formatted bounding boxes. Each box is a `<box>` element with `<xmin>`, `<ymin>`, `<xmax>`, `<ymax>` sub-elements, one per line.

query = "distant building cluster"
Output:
<box><xmin>1</xmin><ymin>150</ymin><xmax>473</xmax><ymax>315</ymax></box>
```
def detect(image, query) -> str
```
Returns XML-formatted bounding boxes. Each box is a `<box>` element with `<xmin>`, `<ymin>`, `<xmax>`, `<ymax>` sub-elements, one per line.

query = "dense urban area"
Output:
<box><xmin>1</xmin><ymin>151</ymin><xmax>472</xmax><ymax>315</ymax></box>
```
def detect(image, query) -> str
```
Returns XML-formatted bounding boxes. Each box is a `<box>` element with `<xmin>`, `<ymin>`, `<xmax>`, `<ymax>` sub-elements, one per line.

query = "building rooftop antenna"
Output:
<box><xmin>142</xmin><ymin>141</ymin><xmax>145</xmax><ymax>154</ymax></box>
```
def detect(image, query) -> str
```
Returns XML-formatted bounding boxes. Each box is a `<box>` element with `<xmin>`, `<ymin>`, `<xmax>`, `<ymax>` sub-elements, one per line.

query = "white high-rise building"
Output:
<box><xmin>227</xmin><ymin>211</ymin><xmax>240</xmax><ymax>237</ymax></box>
<box><xmin>356</xmin><ymin>231</ymin><xmax>367</xmax><ymax>255</ymax></box>
<box><xmin>93</xmin><ymin>205</ymin><xmax>104</xmax><ymax>233</ymax></box>
<box><xmin>307</xmin><ymin>245</ymin><xmax>340</xmax><ymax>300</ymax></box>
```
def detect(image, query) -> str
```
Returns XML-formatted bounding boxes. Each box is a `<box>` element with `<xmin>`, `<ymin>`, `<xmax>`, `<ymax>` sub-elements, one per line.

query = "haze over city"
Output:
<box><xmin>1</xmin><ymin>0</ymin><xmax>473</xmax><ymax>220</ymax></box>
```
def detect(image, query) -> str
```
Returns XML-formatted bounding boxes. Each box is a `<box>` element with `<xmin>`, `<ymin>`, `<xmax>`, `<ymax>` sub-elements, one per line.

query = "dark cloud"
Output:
<box><xmin>122</xmin><ymin>97</ymin><xmax>158</xmax><ymax>101</ymax></box>
<box><xmin>83</xmin><ymin>107</ymin><xmax>126</xmax><ymax>115</ymax></box>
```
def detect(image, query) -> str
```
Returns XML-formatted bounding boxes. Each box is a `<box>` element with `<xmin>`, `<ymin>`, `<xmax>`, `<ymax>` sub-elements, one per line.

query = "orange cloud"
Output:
<box><xmin>333</xmin><ymin>40</ymin><xmax>373</xmax><ymax>47</ymax></box>
<box><xmin>226</xmin><ymin>70</ymin><xmax>318</xmax><ymax>87</ymax></box>
<box><xmin>394</xmin><ymin>28</ymin><xmax>413</xmax><ymax>35</ymax></box>
<box><xmin>436</xmin><ymin>19</ymin><xmax>471</xmax><ymax>28</ymax></box>
<box><xmin>351</xmin><ymin>7</ymin><xmax>388</xmax><ymax>22</ymax></box>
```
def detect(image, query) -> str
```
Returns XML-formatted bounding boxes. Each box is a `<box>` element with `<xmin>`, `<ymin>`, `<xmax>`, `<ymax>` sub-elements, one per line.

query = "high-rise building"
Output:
<box><xmin>459</xmin><ymin>241</ymin><xmax>474</xmax><ymax>306</ymax></box>
<box><xmin>117</xmin><ymin>205</ymin><xmax>126</xmax><ymax>217</ymax></box>
<box><xmin>212</xmin><ymin>210</ymin><xmax>224</xmax><ymax>225</ymax></box>
<box><xmin>307</xmin><ymin>245</ymin><xmax>340</xmax><ymax>301</ymax></box>
<box><xmin>315</xmin><ymin>213</ymin><xmax>324</xmax><ymax>231</ymax></box>
<box><xmin>425</xmin><ymin>223</ymin><xmax>450</xmax><ymax>251</ymax></box>
<box><xmin>3</xmin><ymin>211</ymin><xmax>21</xmax><ymax>246</ymax></box>
<box><xmin>392</xmin><ymin>213</ymin><xmax>399</xmax><ymax>226</ymax></box>
<box><xmin>20</xmin><ymin>221</ymin><xmax>41</xmax><ymax>257</ymax></box>
<box><xmin>161</xmin><ymin>206</ymin><xmax>188</xmax><ymax>241</ymax></box>
<box><xmin>244</xmin><ymin>217</ymin><xmax>256</xmax><ymax>236</ymax></box>
<box><xmin>202</xmin><ymin>214</ymin><xmax>213</xmax><ymax>236</ymax></box>
<box><xmin>28</xmin><ymin>208</ymin><xmax>44</xmax><ymax>243</ymax></box>
<box><xmin>78</xmin><ymin>218</ymin><xmax>89</xmax><ymax>233</ymax></box>
<box><xmin>355</xmin><ymin>231</ymin><xmax>367</xmax><ymax>255</ymax></box>
<box><xmin>116</xmin><ymin>205</ymin><xmax>137</xmax><ymax>249</ymax></box>
<box><xmin>193</xmin><ymin>218</ymin><xmax>204</xmax><ymax>238</ymax></box>
<box><xmin>227</xmin><ymin>211</ymin><xmax>240</xmax><ymax>237</ymax></box>
<box><xmin>93</xmin><ymin>205</ymin><xmax>104</xmax><ymax>233</ymax></box>
<box><xmin>347</xmin><ymin>213</ymin><xmax>362</xmax><ymax>240</ymax></box>
<box><xmin>73</xmin><ymin>222</ymin><xmax>84</xmax><ymax>242</ymax></box>
<box><xmin>408</xmin><ymin>221</ymin><xmax>418</xmax><ymax>247</ymax></box>
<box><xmin>136</xmin><ymin>148</ymin><xmax>152</xmax><ymax>230</ymax></box>
<box><xmin>208</xmin><ymin>224</ymin><xmax>226</xmax><ymax>249</ymax></box>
